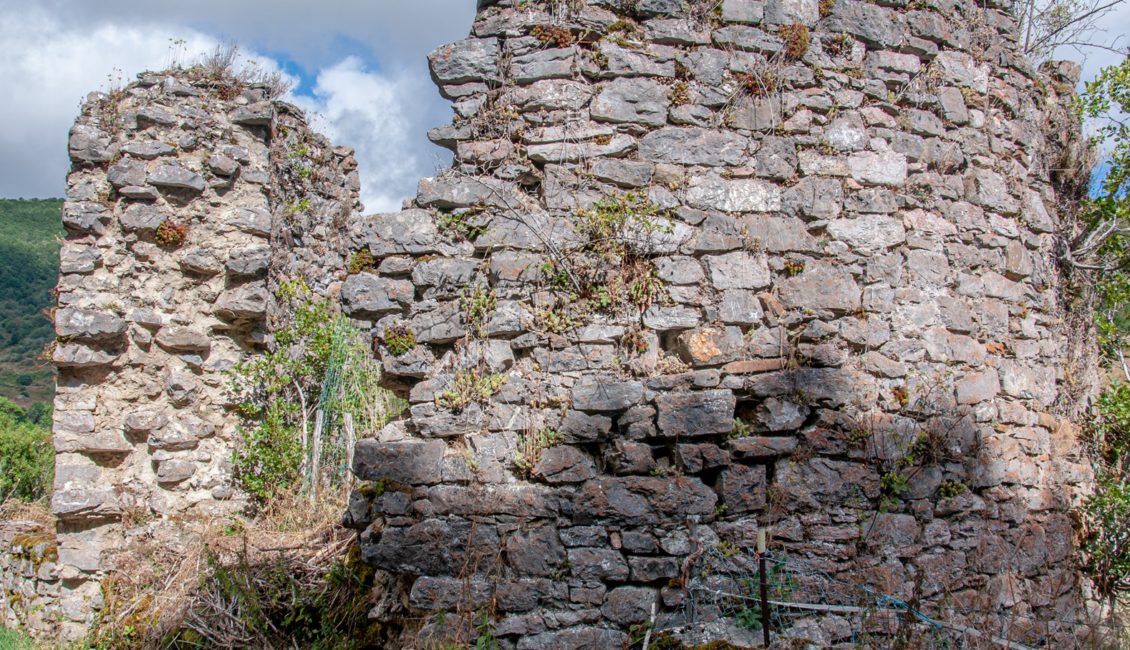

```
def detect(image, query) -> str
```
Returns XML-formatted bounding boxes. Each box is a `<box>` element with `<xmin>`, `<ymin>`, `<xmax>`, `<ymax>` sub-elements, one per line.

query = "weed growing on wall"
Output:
<box><xmin>536</xmin><ymin>192</ymin><xmax>677</xmax><ymax>329</ymax></box>
<box><xmin>231</xmin><ymin>280</ymin><xmax>405</xmax><ymax>504</ymax></box>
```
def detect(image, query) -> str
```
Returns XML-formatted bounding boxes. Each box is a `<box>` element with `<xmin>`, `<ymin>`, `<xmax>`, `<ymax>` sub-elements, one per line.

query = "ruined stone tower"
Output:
<box><xmin>0</xmin><ymin>0</ymin><xmax>1102</xmax><ymax>646</ymax></box>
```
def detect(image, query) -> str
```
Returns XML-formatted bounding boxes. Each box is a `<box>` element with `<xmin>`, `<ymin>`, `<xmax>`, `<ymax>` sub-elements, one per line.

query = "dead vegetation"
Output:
<box><xmin>89</xmin><ymin>492</ymin><xmax>381</xmax><ymax>650</ymax></box>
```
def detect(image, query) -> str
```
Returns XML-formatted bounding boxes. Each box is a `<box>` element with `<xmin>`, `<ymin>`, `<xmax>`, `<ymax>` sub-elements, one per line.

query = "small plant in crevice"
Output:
<box><xmin>286</xmin><ymin>196</ymin><xmax>312</xmax><ymax>214</ymax></box>
<box><xmin>535</xmin><ymin>302</ymin><xmax>581</xmax><ymax>335</ymax></box>
<box><xmin>819</xmin><ymin>0</ymin><xmax>836</xmax><ymax>18</ymax></box>
<box><xmin>154</xmin><ymin>220</ymin><xmax>187</xmax><ymax>249</ymax></box>
<box><xmin>437</xmin><ymin>207</ymin><xmax>487</xmax><ymax>242</ymax></box>
<box><xmin>891</xmin><ymin>385</ymin><xmax>910</xmax><ymax>409</ymax></box>
<box><xmin>436</xmin><ymin>368</ymin><xmax>508</xmax><ymax>412</ymax></box>
<box><xmin>462</xmin><ymin>284</ymin><xmax>498</xmax><ymax>338</ymax></box>
<box><xmin>670</xmin><ymin>81</ymin><xmax>691</xmax><ymax>106</ymax></box>
<box><xmin>734</xmin><ymin>69</ymin><xmax>778</xmax><ymax>98</ymax></box>
<box><xmin>538</xmin><ymin>192</ymin><xmax>676</xmax><ymax>323</ymax></box>
<box><xmin>779</xmin><ymin>23</ymin><xmax>811</xmax><ymax>60</ymax></box>
<box><xmin>382</xmin><ymin>324</ymin><xmax>417</xmax><ymax>356</ymax></box>
<box><xmin>531</xmin><ymin>24</ymin><xmax>575</xmax><ymax>47</ymax></box>
<box><xmin>824</xmin><ymin>32</ymin><xmax>854</xmax><ymax>58</ymax></box>
<box><xmin>347</xmin><ymin>249</ymin><xmax>375</xmax><ymax>275</ymax></box>
<box><xmin>575</xmin><ymin>192</ymin><xmax>673</xmax><ymax>261</ymax></box>
<box><xmin>783</xmin><ymin>259</ymin><xmax>806</xmax><ymax>277</ymax></box>
<box><xmin>880</xmin><ymin>470</ymin><xmax>911</xmax><ymax>511</ymax></box>
<box><xmin>937</xmin><ymin>479</ymin><xmax>967</xmax><ymax>499</ymax></box>
<box><xmin>513</xmin><ymin>427</ymin><xmax>564</xmax><ymax>478</ymax></box>
<box><xmin>728</xmin><ymin>417</ymin><xmax>753</xmax><ymax>440</ymax></box>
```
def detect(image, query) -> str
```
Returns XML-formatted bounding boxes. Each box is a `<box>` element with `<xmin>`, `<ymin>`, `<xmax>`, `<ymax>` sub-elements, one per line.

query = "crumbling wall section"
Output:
<box><xmin>37</xmin><ymin>72</ymin><xmax>360</xmax><ymax>641</ymax></box>
<box><xmin>341</xmin><ymin>0</ymin><xmax>1098</xmax><ymax>647</ymax></box>
<box><xmin>0</xmin><ymin>520</ymin><xmax>60</xmax><ymax>637</ymax></box>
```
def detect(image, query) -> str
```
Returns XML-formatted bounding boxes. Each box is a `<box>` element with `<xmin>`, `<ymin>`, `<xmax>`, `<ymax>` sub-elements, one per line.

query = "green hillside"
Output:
<box><xmin>0</xmin><ymin>198</ymin><xmax>63</xmax><ymax>408</ymax></box>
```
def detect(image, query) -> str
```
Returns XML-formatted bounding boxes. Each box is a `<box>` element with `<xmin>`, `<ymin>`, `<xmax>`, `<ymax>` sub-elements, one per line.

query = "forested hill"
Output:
<box><xmin>0</xmin><ymin>198</ymin><xmax>63</xmax><ymax>408</ymax></box>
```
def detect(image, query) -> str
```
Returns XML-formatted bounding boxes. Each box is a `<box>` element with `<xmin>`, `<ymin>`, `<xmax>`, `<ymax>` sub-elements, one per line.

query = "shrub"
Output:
<box><xmin>231</xmin><ymin>281</ymin><xmax>406</xmax><ymax>504</ymax></box>
<box><xmin>0</xmin><ymin>397</ymin><xmax>53</xmax><ymax>504</ymax></box>
<box><xmin>1082</xmin><ymin>383</ymin><xmax>1130</xmax><ymax>597</ymax></box>
<box><xmin>89</xmin><ymin>495</ymin><xmax>380</xmax><ymax>650</ymax></box>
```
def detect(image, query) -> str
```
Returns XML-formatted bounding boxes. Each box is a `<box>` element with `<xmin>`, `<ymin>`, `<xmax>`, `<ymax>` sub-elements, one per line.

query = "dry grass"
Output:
<box><xmin>90</xmin><ymin>491</ymin><xmax>378</xmax><ymax>650</ymax></box>
<box><xmin>0</xmin><ymin>500</ymin><xmax>53</xmax><ymax>529</ymax></box>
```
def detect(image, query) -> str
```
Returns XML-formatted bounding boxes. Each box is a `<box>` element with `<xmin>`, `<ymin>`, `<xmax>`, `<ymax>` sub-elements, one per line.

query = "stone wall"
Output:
<box><xmin>21</xmin><ymin>0</ymin><xmax>1101</xmax><ymax>645</ymax></box>
<box><xmin>340</xmin><ymin>0</ymin><xmax>1097</xmax><ymax>646</ymax></box>
<box><xmin>1</xmin><ymin>520</ymin><xmax>60</xmax><ymax>638</ymax></box>
<box><xmin>37</xmin><ymin>71</ymin><xmax>361</xmax><ymax>641</ymax></box>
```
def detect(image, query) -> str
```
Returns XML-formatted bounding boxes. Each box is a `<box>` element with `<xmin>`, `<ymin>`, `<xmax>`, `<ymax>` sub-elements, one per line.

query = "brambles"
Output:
<box><xmin>436</xmin><ymin>369</ymin><xmax>507</xmax><ymax>412</ymax></box>
<box><xmin>347</xmin><ymin>249</ymin><xmax>375</xmax><ymax>275</ymax></box>
<box><xmin>513</xmin><ymin>427</ymin><xmax>564</xmax><ymax>477</ymax></box>
<box><xmin>382</xmin><ymin>324</ymin><xmax>416</xmax><ymax>356</ymax></box>
<box><xmin>780</xmin><ymin>23</ymin><xmax>811</xmax><ymax>60</ymax></box>
<box><xmin>154</xmin><ymin>220</ymin><xmax>187</xmax><ymax>249</ymax></box>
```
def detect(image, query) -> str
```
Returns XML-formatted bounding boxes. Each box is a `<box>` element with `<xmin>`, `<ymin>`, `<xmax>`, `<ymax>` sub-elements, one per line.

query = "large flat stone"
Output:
<box><xmin>354</xmin><ymin>439</ymin><xmax>446</xmax><ymax>485</ymax></box>
<box><xmin>656</xmin><ymin>389</ymin><xmax>736</xmax><ymax>437</ymax></box>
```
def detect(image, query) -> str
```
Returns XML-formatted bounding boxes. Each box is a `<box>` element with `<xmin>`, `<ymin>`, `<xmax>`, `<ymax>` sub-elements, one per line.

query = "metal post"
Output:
<box><xmin>758</xmin><ymin>528</ymin><xmax>770</xmax><ymax>647</ymax></box>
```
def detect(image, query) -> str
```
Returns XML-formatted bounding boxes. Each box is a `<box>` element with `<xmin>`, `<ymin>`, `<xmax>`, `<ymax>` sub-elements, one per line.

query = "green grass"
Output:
<box><xmin>0</xmin><ymin>627</ymin><xmax>40</xmax><ymax>649</ymax></box>
<box><xmin>0</xmin><ymin>198</ymin><xmax>63</xmax><ymax>409</ymax></box>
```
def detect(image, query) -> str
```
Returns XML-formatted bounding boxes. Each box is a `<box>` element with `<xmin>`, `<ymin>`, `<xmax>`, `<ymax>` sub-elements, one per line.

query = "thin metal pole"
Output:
<box><xmin>758</xmin><ymin>528</ymin><xmax>770</xmax><ymax>647</ymax></box>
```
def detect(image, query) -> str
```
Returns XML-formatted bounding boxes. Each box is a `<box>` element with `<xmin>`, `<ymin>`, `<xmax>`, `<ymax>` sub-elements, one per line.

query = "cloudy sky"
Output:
<box><xmin>0</xmin><ymin>1</ymin><xmax>1126</xmax><ymax>212</ymax></box>
<box><xmin>0</xmin><ymin>0</ymin><xmax>477</xmax><ymax>212</ymax></box>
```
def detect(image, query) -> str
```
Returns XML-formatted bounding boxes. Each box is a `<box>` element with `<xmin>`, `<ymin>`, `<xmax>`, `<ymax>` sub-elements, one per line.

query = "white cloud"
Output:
<box><xmin>0</xmin><ymin>2</ymin><xmax>472</xmax><ymax>208</ymax></box>
<box><xmin>290</xmin><ymin>59</ymin><xmax>425</xmax><ymax>213</ymax></box>
<box><xmin>0</xmin><ymin>10</ymin><xmax>220</xmax><ymax>197</ymax></box>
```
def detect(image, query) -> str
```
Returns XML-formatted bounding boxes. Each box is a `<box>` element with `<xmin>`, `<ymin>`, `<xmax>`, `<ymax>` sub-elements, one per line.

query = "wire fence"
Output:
<box><xmin>666</xmin><ymin>542</ymin><xmax>1125</xmax><ymax>649</ymax></box>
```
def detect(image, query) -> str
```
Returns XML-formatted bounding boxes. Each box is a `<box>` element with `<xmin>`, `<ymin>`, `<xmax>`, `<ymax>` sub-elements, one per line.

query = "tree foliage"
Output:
<box><xmin>1076</xmin><ymin>56</ymin><xmax>1130</xmax><ymax>600</ymax></box>
<box><xmin>1076</xmin><ymin>57</ymin><xmax>1130</xmax><ymax>360</ymax></box>
<box><xmin>1013</xmin><ymin>0</ymin><xmax>1127</xmax><ymax>61</ymax></box>
<box><xmin>0</xmin><ymin>396</ymin><xmax>53</xmax><ymax>503</ymax></box>
<box><xmin>0</xmin><ymin>198</ymin><xmax>63</xmax><ymax>407</ymax></box>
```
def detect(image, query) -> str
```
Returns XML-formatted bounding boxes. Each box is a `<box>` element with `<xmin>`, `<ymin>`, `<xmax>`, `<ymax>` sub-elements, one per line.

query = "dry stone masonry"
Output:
<box><xmin>342</xmin><ymin>0</ymin><xmax>1096</xmax><ymax>646</ymax></box>
<box><xmin>29</xmin><ymin>73</ymin><xmax>361</xmax><ymax>640</ymax></box>
<box><xmin>6</xmin><ymin>0</ymin><xmax>1100</xmax><ymax>645</ymax></box>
